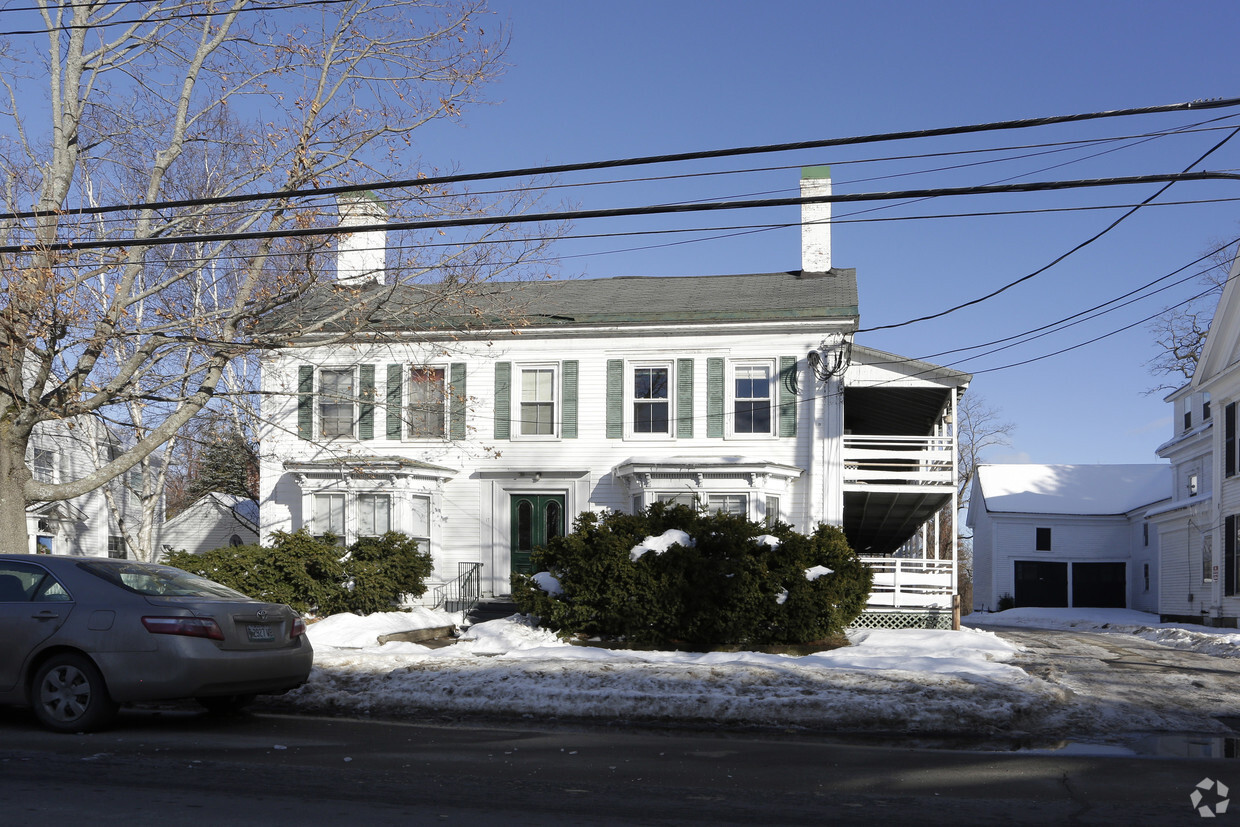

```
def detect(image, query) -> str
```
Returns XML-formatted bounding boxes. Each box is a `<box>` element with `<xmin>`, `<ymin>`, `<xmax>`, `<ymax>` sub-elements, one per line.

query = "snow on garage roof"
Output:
<box><xmin>975</xmin><ymin>464</ymin><xmax>1171</xmax><ymax>516</ymax></box>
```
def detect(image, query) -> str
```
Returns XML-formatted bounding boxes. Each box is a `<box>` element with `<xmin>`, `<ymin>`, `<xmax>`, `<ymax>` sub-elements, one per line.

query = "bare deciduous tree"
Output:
<box><xmin>0</xmin><ymin>1</ymin><xmax>556</xmax><ymax>555</ymax></box>
<box><xmin>1146</xmin><ymin>240</ymin><xmax>1237</xmax><ymax>393</ymax></box>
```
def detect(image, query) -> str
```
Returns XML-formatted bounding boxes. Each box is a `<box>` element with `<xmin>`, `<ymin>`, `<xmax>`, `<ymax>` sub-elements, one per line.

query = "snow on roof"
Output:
<box><xmin>209</xmin><ymin>492</ymin><xmax>259</xmax><ymax>526</ymax></box>
<box><xmin>975</xmin><ymin>464</ymin><xmax>1170</xmax><ymax>516</ymax></box>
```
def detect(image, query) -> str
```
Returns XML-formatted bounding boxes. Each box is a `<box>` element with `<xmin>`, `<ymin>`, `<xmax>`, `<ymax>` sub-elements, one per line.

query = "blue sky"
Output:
<box><xmin>417</xmin><ymin>1</ymin><xmax>1240</xmax><ymax>466</ymax></box>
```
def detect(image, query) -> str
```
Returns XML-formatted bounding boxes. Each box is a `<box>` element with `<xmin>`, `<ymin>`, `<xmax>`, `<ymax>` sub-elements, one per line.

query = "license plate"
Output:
<box><xmin>246</xmin><ymin>623</ymin><xmax>275</xmax><ymax>642</ymax></box>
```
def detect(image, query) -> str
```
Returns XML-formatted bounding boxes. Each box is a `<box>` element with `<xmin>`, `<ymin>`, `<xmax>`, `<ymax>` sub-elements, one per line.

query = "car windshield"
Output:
<box><xmin>80</xmin><ymin>561</ymin><xmax>252</xmax><ymax>599</ymax></box>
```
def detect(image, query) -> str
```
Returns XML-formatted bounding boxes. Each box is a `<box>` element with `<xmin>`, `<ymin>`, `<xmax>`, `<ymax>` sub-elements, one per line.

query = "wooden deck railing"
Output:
<box><xmin>861</xmin><ymin>557</ymin><xmax>955</xmax><ymax>609</ymax></box>
<box><xmin>843</xmin><ymin>435</ymin><xmax>954</xmax><ymax>486</ymax></box>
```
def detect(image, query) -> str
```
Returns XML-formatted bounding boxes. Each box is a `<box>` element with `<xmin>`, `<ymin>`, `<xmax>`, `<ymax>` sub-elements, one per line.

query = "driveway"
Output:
<box><xmin>985</xmin><ymin>625</ymin><xmax>1240</xmax><ymax>743</ymax></box>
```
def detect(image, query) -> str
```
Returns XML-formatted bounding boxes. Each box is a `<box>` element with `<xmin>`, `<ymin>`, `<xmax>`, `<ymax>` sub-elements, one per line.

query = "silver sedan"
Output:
<box><xmin>0</xmin><ymin>553</ymin><xmax>313</xmax><ymax>732</ymax></box>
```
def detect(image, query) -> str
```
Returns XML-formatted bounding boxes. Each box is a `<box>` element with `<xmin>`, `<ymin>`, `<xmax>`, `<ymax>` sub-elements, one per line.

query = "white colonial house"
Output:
<box><xmin>969</xmin><ymin>464</ymin><xmax>1169</xmax><ymax>613</ymax></box>
<box><xmin>257</xmin><ymin>169</ymin><xmax>971</xmax><ymax>627</ymax></box>
<box><xmin>159</xmin><ymin>492</ymin><xmax>259</xmax><ymax>556</ymax></box>
<box><xmin>1151</xmin><ymin>249</ymin><xmax>1240</xmax><ymax>627</ymax></box>
<box><xmin>24</xmin><ymin>418</ymin><xmax>158</xmax><ymax>559</ymax></box>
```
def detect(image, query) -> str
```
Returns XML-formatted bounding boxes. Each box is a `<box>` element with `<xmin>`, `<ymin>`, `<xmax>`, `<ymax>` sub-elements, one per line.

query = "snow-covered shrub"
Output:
<box><xmin>512</xmin><ymin>503</ymin><xmax>872</xmax><ymax>646</ymax></box>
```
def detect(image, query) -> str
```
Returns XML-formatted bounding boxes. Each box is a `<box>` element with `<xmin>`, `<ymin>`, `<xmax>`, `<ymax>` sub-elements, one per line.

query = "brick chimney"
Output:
<box><xmin>336</xmin><ymin>192</ymin><xmax>387</xmax><ymax>285</ymax></box>
<box><xmin>800</xmin><ymin>166</ymin><xmax>831</xmax><ymax>273</ymax></box>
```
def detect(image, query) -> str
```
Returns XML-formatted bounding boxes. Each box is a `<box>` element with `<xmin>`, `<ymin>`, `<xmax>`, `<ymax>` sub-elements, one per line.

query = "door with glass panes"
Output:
<box><xmin>509</xmin><ymin>495</ymin><xmax>564</xmax><ymax>576</ymax></box>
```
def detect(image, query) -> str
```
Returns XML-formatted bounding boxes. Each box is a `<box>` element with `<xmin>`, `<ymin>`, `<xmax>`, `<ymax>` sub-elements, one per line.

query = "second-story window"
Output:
<box><xmin>319</xmin><ymin>368</ymin><xmax>355</xmax><ymax>439</ymax></box>
<box><xmin>32</xmin><ymin>448</ymin><xmax>56</xmax><ymax>483</ymax></box>
<box><xmin>408</xmin><ymin>367</ymin><xmax>446</xmax><ymax>439</ymax></box>
<box><xmin>519</xmin><ymin>366</ymin><xmax>556</xmax><ymax>436</ymax></box>
<box><xmin>633</xmin><ymin>365</ymin><xmax>671</xmax><ymax>435</ymax></box>
<box><xmin>732</xmin><ymin>363</ymin><xmax>773</xmax><ymax>435</ymax></box>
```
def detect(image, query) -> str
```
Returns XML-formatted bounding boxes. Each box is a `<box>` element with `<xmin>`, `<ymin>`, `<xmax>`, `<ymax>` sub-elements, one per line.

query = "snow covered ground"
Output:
<box><xmin>271</xmin><ymin>605</ymin><xmax>1240</xmax><ymax>742</ymax></box>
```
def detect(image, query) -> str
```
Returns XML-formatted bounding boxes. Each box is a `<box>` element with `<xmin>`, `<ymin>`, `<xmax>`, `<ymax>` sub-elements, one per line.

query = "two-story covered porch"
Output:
<box><xmin>840</xmin><ymin>346</ymin><xmax>970</xmax><ymax>628</ymax></box>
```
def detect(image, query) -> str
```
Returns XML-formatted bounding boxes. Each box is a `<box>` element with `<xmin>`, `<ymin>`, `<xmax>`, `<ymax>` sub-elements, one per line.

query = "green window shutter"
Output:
<box><xmin>778</xmin><ymin>355</ymin><xmax>797</xmax><ymax>438</ymax></box>
<box><xmin>706</xmin><ymin>357</ymin><xmax>725</xmax><ymax>438</ymax></box>
<box><xmin>562</xmin><ymin>360</ymin><xmax>579</xmax><ymax>439</ymax></box>
<box><xmin>494</xmin><ymin>362</ymin><xmax>511</xmax><ymax>439</ymax></box>
<box><xmin>386</xmin><ymin>364</ymin><xmax>402</xmax><ymax>440</ymax></box>
<box><xmin>449</xmin><ymin>363</ymin><xmax>467</xmax><ymax>440</ymax></box>
<box><xmin>297</xmin><ymin>365</ymin><xmax>314</xmax><ymax>440</ymax></box>
<box><xmin>676</xmin><ymin>358</ymin><xmax>694</xmax><ymax>438</ymax></box>
<box><xmin>358</xmin><ymin>364</ymin><xmax>375</xmax><ymax>440</ymax></box>
<box><xmin>606</xmin><ymin>359</ymin><xmax>624</xmax><ymax>439</ymax></box>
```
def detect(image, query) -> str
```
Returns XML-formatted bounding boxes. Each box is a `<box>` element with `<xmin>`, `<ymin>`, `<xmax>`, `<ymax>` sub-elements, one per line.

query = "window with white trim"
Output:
<box><xmin>107</xmin><ymin>535</ymin><xmax>127</xmax><ymax>559</ymax></box>
<box><xmin>1204</xmin><ymin>534</ymin><xmax>1214</xmax><ymax>583</ymax></box>
<box><xmin>408</xmin><ymin>495</ymin><xmax>431</xmax><ymax>540</ymax></box>
<box><xmin>631</xmin><ymin>364</ymin><xmax>672</xmax><ymax>436</ymax></box>
<box><xmin>730</xmin><ymin>361</ymin><xmax>774</xmax><ymax>436</ymax></box>
<box><xmin>313</xmin><ymin>492</ymin><xmax>346</xmax><ymax>541</ymax></box>
<box><xmin>32</xmin><ymin>448</ymin><xmax>56</xmax><ymax>483</ymax></box>
<box><xmin>708</xmin><ymin>494</ymin><xmax>748</xmax><ymax>516</ymax></box>
<box><xmin>765</xmin><ymin>495</ymin><xmax>780</xmax><ymax>528</ymax></box>
<box><xmin>408</xmin><ymin>366</ymin><xmax>447</xmax><ymax>439</ymax></box>
<box><xmin>319</xmin><ymin>368</ymin><xmax>356</xmax><ymax>439</ymax></box>
<box><xmin>657</xmin><ymin>492</ymin><xmax>699</xmax><ymax>508</ymax></box>
<box><xmin>357</xmin><ymin>493</ymin><xmax>391</xmax><ymax>537</ymax></box>
<box><xmin>518</xmin><ymin>365</ymin><xmax>557</xmax><ymax>437</ymax></box>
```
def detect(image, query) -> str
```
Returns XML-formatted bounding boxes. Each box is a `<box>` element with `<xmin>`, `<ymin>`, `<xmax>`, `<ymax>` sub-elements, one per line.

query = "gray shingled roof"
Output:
<box><xmin>259</xmin><ymin>269</ymin><xmax>859</xmax><ymax>336</ymax></box>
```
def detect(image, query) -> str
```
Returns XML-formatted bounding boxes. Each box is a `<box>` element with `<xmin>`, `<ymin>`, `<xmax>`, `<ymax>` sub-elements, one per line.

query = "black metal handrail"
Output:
<box><xmin>436</xmin><ymin>561</ymin><xmax>482</xmax><ymax>615</ymax></box>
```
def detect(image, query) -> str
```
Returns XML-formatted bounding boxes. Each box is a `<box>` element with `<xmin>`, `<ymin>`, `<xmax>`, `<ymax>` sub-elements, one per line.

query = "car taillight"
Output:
<box><xmin>142</xmin><ymin>616</ymin><xmax>224</xmax><ymax>640</ymax></box>
<box><xmin>290</xmin><ymin>617</ymin><xmax>307</xmax><ymax>639</ymax></box>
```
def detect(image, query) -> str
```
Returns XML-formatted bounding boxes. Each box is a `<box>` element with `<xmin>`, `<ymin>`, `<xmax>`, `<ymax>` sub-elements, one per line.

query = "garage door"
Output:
<box><xmin>1072</xmin><ymin>562</ymin><xmax>1126</xmax><ymax>608</ymax></box>
<box><xmin>1014</xmin><ymin>560</ymin><xmax>1067</xmax><ymax>608</ymax></box>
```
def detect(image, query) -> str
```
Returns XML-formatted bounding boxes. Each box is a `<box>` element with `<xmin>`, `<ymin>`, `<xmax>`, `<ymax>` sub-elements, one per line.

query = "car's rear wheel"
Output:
<box><xmin>31</xmin><ymin>654</ymin><xmax>119</xmax><ymax>733</ymax></box>
<box><xmin>196</xmin><ymin>694</ymin><xmax>256</xmax><ymax>714</ymax></box>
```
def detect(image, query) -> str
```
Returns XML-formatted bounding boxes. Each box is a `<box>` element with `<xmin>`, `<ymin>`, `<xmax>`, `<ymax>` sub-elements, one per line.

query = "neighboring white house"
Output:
<box><xmin>159</xmin><ymin>492</ymin><xmax>259</xmax><ymax>556</ymax></box>
<box><xmin>968</xmin><ymin>464</ymin><xmax>1169</xmax><ymax>613</ymax></box>
<box><xmin>1152</xmin><ymin>249</ymin><xmax>1240</xmax><ymax>627</ymax></box>
<box><xmin>25</xmin><ymin>418</ymin><xmax>158</xmax><ymax>559</ymax></box>
<box><xmin>257</xmin><ymin>169</ymin><xmax>971</xmax><ymax>626</ymax></box>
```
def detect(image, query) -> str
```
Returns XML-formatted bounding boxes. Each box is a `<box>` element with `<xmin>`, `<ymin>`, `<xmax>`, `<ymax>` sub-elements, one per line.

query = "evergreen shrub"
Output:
<box><xmin>164</xmin><ymin>529</ymin><xmax>433</xmax><ymax>615</ymax></box>
<box><xmin>512</xmin><ymin>503</ymin><xmax>872</xmax><ymax>647</ymax></box>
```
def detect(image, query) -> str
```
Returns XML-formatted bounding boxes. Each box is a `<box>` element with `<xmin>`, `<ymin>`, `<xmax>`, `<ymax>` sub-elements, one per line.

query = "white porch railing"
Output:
<box><xmin>861</xmin><ymin>557</ymin><xmax>955</xmax><ymax>609</ymax></box>
<box><xmin>843</xmin><ymin>435</ymin><xmax>953</xmax><ymax>486</ymax></box>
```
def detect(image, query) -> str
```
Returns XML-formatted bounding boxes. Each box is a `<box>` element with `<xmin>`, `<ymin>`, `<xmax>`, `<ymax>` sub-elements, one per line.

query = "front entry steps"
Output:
<box><xmin>466</xmin><ymin>597</ymin><xmax>520</xmax><ymax>627</ymax></box>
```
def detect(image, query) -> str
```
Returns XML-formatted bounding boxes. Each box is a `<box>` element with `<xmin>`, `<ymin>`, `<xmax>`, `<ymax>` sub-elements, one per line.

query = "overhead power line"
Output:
<box><xmin>11</xmin><ymin>170</ymin><xmax>1240</xmax><ymax>255</ymax></box>
<box><xmin>8</xmin><ymin>96</ymin><xmax>1240</xmax><ymax>223</ymax></box>
<box><xmin>857</xmin><ymin>126</ymin><xmax>1240</xmax><ymax>333</ymax></box>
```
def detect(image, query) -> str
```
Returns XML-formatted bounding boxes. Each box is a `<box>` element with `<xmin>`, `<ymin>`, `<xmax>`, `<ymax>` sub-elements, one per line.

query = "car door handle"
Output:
<box><xmin>31</xmin><ymin>610</ymin><xmax>61</xmax><ymax>620</ymax></box>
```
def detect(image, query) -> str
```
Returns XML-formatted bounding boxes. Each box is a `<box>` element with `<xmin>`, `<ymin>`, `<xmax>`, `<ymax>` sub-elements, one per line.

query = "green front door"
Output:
<box><xmin>510</xmin><ymin>494</ymin><xmax>565</xmax><ymax>575</ymax></box>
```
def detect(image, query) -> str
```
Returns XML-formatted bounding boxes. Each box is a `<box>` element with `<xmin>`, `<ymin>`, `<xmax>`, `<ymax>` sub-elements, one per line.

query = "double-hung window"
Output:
<box><xmin>731</xmin><ymin>362</ymin><xmax>773</xmax><ymax>436</ymax></box>
<box><xmin>408</xmin><ymin>367</ymin><xmax>447</xmax><ymax>439</ymax></box>
<box><xmin>357</xmin><ymin>493</ymin><xmax>391</xmax><ymax>537</ymax></box>
<box><xmin>32</xmin><ymin>448</ymin><xmax>56</xmax><ymax>483</ymax></box>
<box><xmin>519</xmin><ymin>366</ymin><xmax>556</xmax><ymax>436</ymax></box>
<box><xmin>632</xmin><ymin>364</ymin><xmax>671</xmax><ymax>436</ymax></box>
<box><xmin>319</xmin><ymin>368</ymin><xmax>356</xmax><ymax>439</ymax></box>
<box><xmin>313</xmin><ymin>492</ymin><xmax>346</xmax><ymax>542</ymax></box>
<box><xmin>708</xmin><ymin>494</ymin><xmax>749</xmax><ymax>516</ymax></box>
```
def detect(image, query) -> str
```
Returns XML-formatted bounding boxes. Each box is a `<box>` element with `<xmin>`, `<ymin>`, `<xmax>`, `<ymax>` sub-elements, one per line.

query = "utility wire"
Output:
<box><xmin>857</xmin><ymin>126</ymin><xmax>1240</xmax><ymax>333</ymax></box>
<box><xmin>11</xmin><ymin>169</ymin><xmax>1240</xmax><ymax>256</ymax></box>
<box><xmin>8</xmin><ymin>96</ymin><xmax>1240</xmax><ymax>222</ymax></box>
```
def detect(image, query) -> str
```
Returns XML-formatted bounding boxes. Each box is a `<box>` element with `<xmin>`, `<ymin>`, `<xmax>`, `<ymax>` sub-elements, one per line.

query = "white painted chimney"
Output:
<box><xmin>336</xmin><ymin>193</ymin><xmax>387</xmax><ymax>285</ymax></box>
<box><xmin>800</xmin><ymin>166</ymin><xmax>831</xmax><ymax>273</ymax></box>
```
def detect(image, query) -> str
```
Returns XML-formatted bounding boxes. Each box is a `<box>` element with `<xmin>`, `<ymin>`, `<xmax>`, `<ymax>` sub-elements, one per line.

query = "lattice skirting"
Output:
<box><xmin>849</xmin><ymin>609</ymin><xmax>954</xmax><ymax>630</ymax></box>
